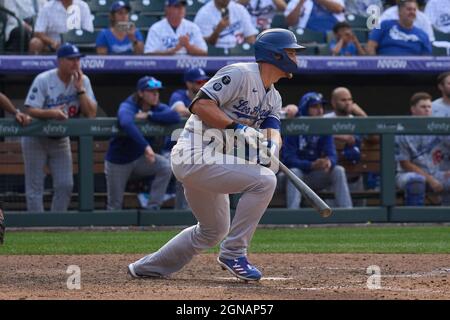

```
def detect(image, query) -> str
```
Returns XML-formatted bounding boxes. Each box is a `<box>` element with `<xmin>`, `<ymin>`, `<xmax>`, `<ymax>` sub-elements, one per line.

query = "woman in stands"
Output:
<box><xmin>96</xmin><ymin>1</ymin><xmax>144</xmax><ymax>55</ymax></box>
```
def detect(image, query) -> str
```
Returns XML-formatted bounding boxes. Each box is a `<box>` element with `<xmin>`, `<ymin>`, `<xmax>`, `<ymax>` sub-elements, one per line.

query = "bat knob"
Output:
<box><xmin>320</xmin><ymin>208</ymin><xmax>333</xmax><ymax>218</ymax></box>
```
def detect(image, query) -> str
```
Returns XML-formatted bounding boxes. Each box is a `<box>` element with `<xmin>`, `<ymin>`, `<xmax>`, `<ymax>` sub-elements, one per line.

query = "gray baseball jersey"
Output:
<box><xmin>131</xmin><ymin>62</ymin><xmax>281</xmax><ymax>278</ymax></box>
<box><xmin>184</xmin><ymin>62</ymin><xmax>281</xmax><ymax>134</ymax></box>
<box><xmin>432</xmin><ymin>98</ymin><xmax>450</xmax><ymax>117</ymax></box>
<box><xmin>395</xmin><ymin>135</ymin><xmax>449</xmax><ymax>175</ymax></box>
<box><xmin>25</xmin><ymin>68</ymin><xmax>96</xmax><ymax>117</ymax></box>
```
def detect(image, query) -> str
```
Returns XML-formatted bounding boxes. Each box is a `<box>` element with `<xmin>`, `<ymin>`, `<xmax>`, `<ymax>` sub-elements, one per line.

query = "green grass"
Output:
<box><xmin>0</xmin><ymin>226</ymin><xmax>449</xmax><ymax>255</ymax></box>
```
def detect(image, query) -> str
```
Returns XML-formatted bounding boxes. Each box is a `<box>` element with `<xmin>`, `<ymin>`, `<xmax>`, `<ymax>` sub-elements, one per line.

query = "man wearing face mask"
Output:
<box><xmin>105</xmin><ymin>76</ymin><xmax>180</xmax><ymax>210</ymax></box>
<box><xmin>21</xmin><ymin>43</ymin><xmax>97</xmax><ymax>212</ymax></box>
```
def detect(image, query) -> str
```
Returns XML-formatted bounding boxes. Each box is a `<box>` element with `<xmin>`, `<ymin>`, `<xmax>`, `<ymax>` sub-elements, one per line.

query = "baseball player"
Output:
<box><xmin>22</xmin><ymin>43</ymin><xmax>97</xmax><ymax>212</ymax></box>
<box><xmin>396</xmin><ymin>92</ymin><xmax>450</xmax><ymax>205</ymax></box>
<box><xmin>127</xmin><ymin>28</ymin><xmax>305</xmax><ymax>281</ymax></box>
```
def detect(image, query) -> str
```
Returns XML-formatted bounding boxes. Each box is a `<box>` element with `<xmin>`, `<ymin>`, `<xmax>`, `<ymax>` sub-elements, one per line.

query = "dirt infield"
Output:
<box><xmin>0</xmin><ymin>253</ymin><xmax>449</xmax><ymax>300</ymax></box>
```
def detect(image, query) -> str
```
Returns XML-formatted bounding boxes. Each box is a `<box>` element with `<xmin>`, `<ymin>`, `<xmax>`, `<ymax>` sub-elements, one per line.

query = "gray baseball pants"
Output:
<box><xmin>21</xmin><ymin>136</ymin><xmax>73</xmax><ymax>212</ymax></box>
<box><xmin>105</xmin><ymin>154</ymin><xmax>172</xmax><ymax>210</ymax></box>
<box><xmin>286</xmin><ymin>165</ymin><xmax>353</xmax><ymax>209</ymax></box>
<box><xmin>132</xmin><ymin>140</ymin><xmax>276</xmax><ymax>277</ymax></box>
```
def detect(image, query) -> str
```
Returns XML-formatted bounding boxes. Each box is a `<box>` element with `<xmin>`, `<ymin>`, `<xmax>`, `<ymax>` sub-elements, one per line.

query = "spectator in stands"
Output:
<box><xmin>324</xmin><ymin>87</ymin><xmax>372</xmax><ymax>206</ymax></box>
<box><xmin>395</xmin><ymin>92</ymin><xmax>450</xmax><ymax>205</ymax></box>
<box><xmin>432</xmin><ymin>71</ymin><xmax>450</xmax><ymax>117</ymax></box>
<box><xmin>367</xmin><ymin>0</ymin><xmax>432</xmax><ymax>55</ymax></box>
<box><xmin>236</xmin><ymin>0</ymin><xmax>287</xmax><ymax>30</ymax></box>
<box><xmin>344</xmin><ymin>0</ymin><xmax>383</xmax><ymax>17</ymax></box>
<box><xmin>285</xmin><ymin>0</ymin><xmax>346</xmax><ymax>35</ymax></box>
<box><xmin>22</xmin><ymin>43</ymin><xmax>97</xmax><ymax>212</ymax></box>
<box><xmin>105</xmin><ymin>76</ymin><xmax>179</xmax><ymax>210</ymax></box>
<box><xmin>330</xmin><ymin>21</ymin><xmax>367</xmax><ymax>55</ymax></box>
<box><xmin>0</xmin><ymin>92</ymin><xmax>32</xmax><ymax>126</ymax></box>
<box><xmin>380</xmin><ymin>0</ymin><xmax>435</xmax><ymax>41</ymax></box>
<box><xmin>2</xmin><ymin>0</ymin><xmax>47</xmax><ymax>53</ymax></box>
<box><xmin>282</xmin><ymin>92</ymin><xmax>353</xmax><ymax>209</ymax></box>
<box><xmin>194</xmin><ymin>0</ymin><xmax>258</xmax><ymax>49</ymax></box>
<box><xmin>424</xmin><ymin>0</ymin><xmax>450</xmax><ymax>34</ymax></box>
<box><xmin>29</xmin><ymin>0</ymin><xmax>94</xmax><ymax>54</ymax></box>
<box><xmin>144</xmin><ymin>0</ymin><xmax>207</xmax><ymax>55</ymax></box>
<box><xmin>96</xmin><ymin>1</ymin><xmax>144</xmax><ymax>55</ymax></box>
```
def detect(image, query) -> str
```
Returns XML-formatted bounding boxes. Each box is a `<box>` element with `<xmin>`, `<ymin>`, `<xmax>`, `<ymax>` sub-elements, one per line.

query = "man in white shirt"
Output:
<box><xmin>432</xmin><ymin>71</ymin><xmax>450</xmax><ymax>117</ymax></box>
<box><xmin>144</xmin><ymin>0</ymin><xmax>207</xmax><ymax>55</ymax></box>
<box><xmin>194</xmin><ymin>0</ymin><xmax>258</xmax><ymax>49</ymax></box>
<box><xmin>380</xmin><ymin>0</ymin><xmax>435</xmax><ymax>41</ymax></box>
<box><xmin>424</xmin><ymin>0</ymin><xmax>450</xmax><ymax>34</ymax></box>
<box><xmin>29</xmin><ymin>0</ymin><xmax>94</xmax><ymax>54</ymax></box>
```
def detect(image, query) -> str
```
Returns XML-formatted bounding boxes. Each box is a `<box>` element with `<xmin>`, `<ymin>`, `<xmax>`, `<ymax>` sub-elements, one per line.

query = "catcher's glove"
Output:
<box><xmin>0</xmin><ymin>202</ymin><xmax>4</xmax><ymax>245</ymax></box>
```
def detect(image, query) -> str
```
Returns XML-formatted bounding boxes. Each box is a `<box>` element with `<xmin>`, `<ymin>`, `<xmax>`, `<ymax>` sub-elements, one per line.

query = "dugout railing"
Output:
<box><xmin>0</xmin><ymin>117</ymin><xmax>449</xmax><ymax>227</ymax></box>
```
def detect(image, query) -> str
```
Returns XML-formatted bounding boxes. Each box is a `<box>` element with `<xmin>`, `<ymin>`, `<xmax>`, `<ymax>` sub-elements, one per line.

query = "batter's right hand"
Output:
<box><xmin>235</xmin><ymin>124</ymin><xmax>264</xmax><ymax>149</ymax></box>
<box><xmin>145</xmin><ymin>145</ymin><xmax>156</xmax><ymax>164</ymax></box>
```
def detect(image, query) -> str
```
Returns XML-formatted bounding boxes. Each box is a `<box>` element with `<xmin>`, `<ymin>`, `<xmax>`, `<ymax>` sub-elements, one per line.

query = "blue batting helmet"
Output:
<box><xmin>254</xmin><ymin>28</ymin><xmax>305</xmax><ymax>74</ymax></box>
<box><xmin>299</xmin><ymin>92</ymin><xmax>326</xmax><ymax>116</ymax></box>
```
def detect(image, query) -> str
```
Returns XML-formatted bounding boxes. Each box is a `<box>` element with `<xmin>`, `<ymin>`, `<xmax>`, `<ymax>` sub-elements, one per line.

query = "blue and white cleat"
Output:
<box><xmin>217</xmin><ymin>256</ymin><xmax>262</xmax><ymax>281</ymax></box>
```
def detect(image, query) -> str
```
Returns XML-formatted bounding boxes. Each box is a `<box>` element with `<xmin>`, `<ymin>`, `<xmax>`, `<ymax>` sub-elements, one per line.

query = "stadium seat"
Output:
<box><xmin>130</xmin><ymin>14</ymin><xmax>159</xmax><ymax>29</ymax></box>
<box><xmin>298</xmin><ymin>45</ymin><xmax>318</xmax><ymax>55</ymax></box>
<box><xmin>130</xmin><ymin>0</ymin><xmax>165</xmax><ymax>15</ymax></box>
<box><xmin>270</xmin><ymin>14</ymin><xmax>288</xmax><ymax>29</ymax></box>
<box><xmin>93</xmin><ymin>14</ymin><xmax>110</xmax><ymax>30</ymax></box>
<box><xmin>432</xmin><ymin>45</ymin><xmax>449</xmax><ymax>56</ymax></box>
<box><xmin>61</xmin><ymin>29</ymin><xmax>98</xmax><ymax>53</ymax></box>
<box><xmin>227</xmin><ymin>43</ymin><xmax>254</xmax><ymax>56</ymax></box>
<box><xmin>88</xmin><ymin>0</ymin><xmax>115</xmax><ymax>14</ymax></box>
<box><xmin>353</xmin><ymin>29</ymin><xmax>369</xmax><ymax>43</ymax></box>
<box><xmin>294</xmin><ymin>28</ymin><xmax>326</xmax><ymax>44</ymax></box>
<box><xmin>345</xmin><ymin>14</ymin><xmax>368</xmax><ymax>29</ymax></box>
<box><xmin>317</xmin><ymin>44</ymin><xmax>331</xmax><ymax>56</ymax></box>
<box><xmin>433</xmin><ymin>28</ymin><xmax>450</xmax><ymax>42</ymax></box>
<box><xmin>186</xmin><ymin>0</ymin><xmax>207</xmax><ymax>14</ymax></box>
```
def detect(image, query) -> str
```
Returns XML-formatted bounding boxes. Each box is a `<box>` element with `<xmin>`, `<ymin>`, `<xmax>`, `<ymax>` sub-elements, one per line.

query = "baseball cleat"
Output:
<box><xmin>217</xmin><ymin>256</ymin><xmax>262</xmax><ymax>281</ymax></box>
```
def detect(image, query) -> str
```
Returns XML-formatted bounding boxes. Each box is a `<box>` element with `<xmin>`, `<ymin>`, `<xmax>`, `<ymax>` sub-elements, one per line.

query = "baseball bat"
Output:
<box><xmin>269</xmin><ymin>155</ymin><xmax>333</xmax><ymax>218</ymax></box>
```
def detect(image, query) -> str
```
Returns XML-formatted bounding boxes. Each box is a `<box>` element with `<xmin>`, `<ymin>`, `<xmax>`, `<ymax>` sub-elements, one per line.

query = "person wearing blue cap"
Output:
<box><xmin>282</xmin><ymin>91</ymin><xmax>352</xmax><ymax>209</ymax></box>
<box><xmin>21</xmin><ymin>43</ymin><xmax>97</xmax><ymax>212</ymax></box>
<box><xmin>29</xmin><ymin>0</ymin><xmax>94</xmax><ymax>54</ymax></box>
<box><xmin>144</xmin><ymin>0</ymin><xmax>207</xmax><ymax>55</ymax></box>
<box><xmin>105</xmin><ymin>76</ymin><xmax>181</xmax><ymax>210</ymax></box>
<box><xmin>96</xmin><ymin>1</ymin><xmax>144</xmax><ymax>55</ymax></box>
<box><xmin>169</xmin><ymin>68</ymin><xmax>210</xmax><ymax>118</ymax></box>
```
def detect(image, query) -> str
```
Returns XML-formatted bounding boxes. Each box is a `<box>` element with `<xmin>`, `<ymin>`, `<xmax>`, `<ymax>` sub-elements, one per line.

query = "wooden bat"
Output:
<box><xmin>269</xmin><ymin>155</ymin><xmax>333</xmax><ymax>218</ymax></box>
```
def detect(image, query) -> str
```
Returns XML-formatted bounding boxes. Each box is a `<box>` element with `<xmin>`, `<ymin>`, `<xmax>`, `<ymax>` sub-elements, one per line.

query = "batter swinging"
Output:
<box><xmin>128</xmin><ymin>28</ymin><xmax>304</xmax><ymax>281</ymax></box>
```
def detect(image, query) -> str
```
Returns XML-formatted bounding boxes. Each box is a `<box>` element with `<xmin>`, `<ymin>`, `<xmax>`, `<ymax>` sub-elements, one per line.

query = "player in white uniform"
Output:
<box><xmin>396</xmin><ymin>92</ymin><xmax>450</xmax><ymax>206</ymax></box>
<box><xmin>22</xmin><ymin>43</ymin><xmax>97</xmax><ymax>212</ymax></box>
<box><xmin>29</xmin><ymin>0</ymin><xmax>94</xmax><ymax>54</ymax></box>
<box><xmin>238</xmin><ymin>0</ymin><xmax>287</xmax><ymax>30</ymax></box>
<box><xmin>424</xmin><ymin>0</ymin><xmax>450</xmax><ymax>34</ymax></box>
<box><xmin>127</xmin><ymin>28</ymin><xmax>305</xmax><ymax>281</ymax></box>
<box><xmin>144</xmin><ymin>0</ymin><xmax>207</xmax><ymax>55</ymax></box>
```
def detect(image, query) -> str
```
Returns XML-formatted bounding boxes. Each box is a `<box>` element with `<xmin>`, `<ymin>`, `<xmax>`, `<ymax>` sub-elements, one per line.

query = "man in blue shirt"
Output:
<box><xmin>282</xmin><ymin>92</ymin><xmax>352</xmax><ymax>208</ymax></box>
<box><xmin>105</xmin><ymin>76</ymin><xmax>181</xmax><ymax>210</ymax></box>
<box><xmin>367</xmin><ymin>0</ymin><xmax>432</xmax><ymax>56</ymax></box>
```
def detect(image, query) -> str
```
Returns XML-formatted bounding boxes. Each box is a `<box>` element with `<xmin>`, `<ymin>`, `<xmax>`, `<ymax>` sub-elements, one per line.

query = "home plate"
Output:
<box><xmin>215</xmin><ymin>277</ymin><xmax>293</xmax><ymax>281</ymax></box>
